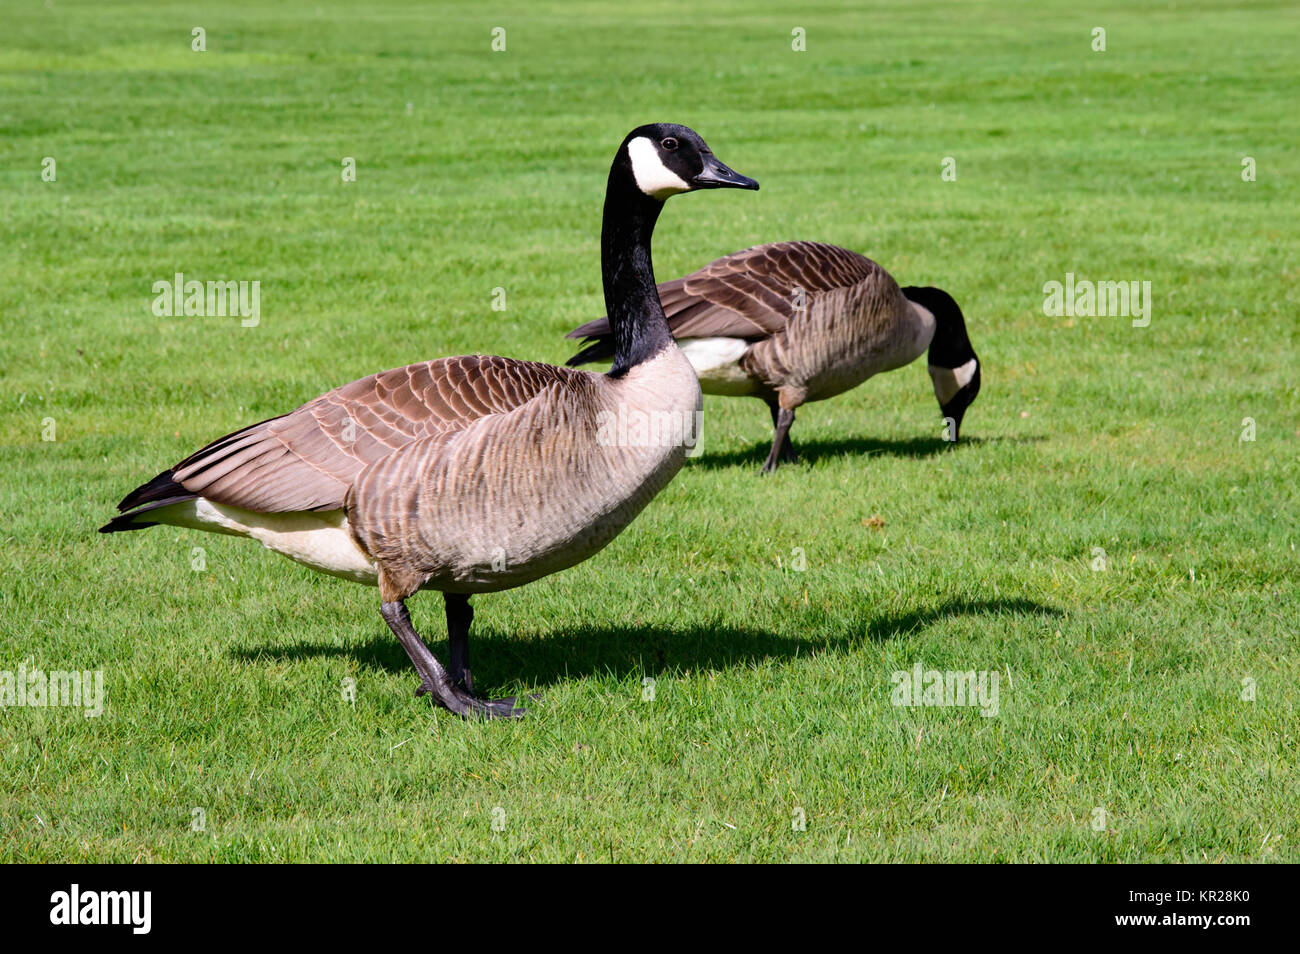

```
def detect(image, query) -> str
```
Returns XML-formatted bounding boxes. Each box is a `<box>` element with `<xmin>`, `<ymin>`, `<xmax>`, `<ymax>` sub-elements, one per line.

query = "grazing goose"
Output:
<box><xmin>566</xmin><ymin>241</ymin><xmax>980</xmax><ymax>472</ymax></box>
<box><xmin>100</xmin><ymin>123</ymin><xmax>758</xmax><ymax>719</ymax></box>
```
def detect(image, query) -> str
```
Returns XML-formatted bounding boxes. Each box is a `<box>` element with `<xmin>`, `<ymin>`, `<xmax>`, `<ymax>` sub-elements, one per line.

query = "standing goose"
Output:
<box><xmin>566</xmin><ymin>241</ymin><xmax>980</xmax><ymax>472</ymax></box>
<box><xmin>100</xmin><ymin>123</ymin><xmax>758</xmax><ymax>719</ymax></box>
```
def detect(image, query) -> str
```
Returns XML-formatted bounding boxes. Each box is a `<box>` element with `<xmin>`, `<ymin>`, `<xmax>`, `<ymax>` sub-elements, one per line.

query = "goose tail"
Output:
<box><xmin>99</xmin><ymin>470</ymin><xmax>196</xmax><ymax>533</ymax></box>
<box><xmin>564</xmin><ymin>317</ymin><xmax>614</xmax><ymax>367</ymax></box>
<box><xmin>565</xmin><ymin>339</ymin><xmax>615</xmax><ymax>367</ymax></box>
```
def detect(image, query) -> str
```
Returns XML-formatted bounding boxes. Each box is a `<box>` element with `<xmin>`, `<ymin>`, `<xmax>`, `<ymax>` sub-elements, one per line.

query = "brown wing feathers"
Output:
<box><xmin>105</xmin><ymin>355</ymin><xmax>577</xmax><ymax>526</ymax></box>
<box><xmin>566</xmin><ymin>242</ymin><xmax>883</xmax><ymax>365</ymax></box>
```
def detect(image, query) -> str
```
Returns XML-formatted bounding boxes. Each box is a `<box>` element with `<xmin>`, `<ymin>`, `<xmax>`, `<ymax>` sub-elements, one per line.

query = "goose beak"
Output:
<box><xmin>693</xmin><ymin>156</ymin><xmax>759</xmax><ymax>191</ymax></box>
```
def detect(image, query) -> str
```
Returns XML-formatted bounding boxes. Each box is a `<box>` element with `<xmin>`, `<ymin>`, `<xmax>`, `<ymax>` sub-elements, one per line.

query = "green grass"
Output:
<box><xmin>2</xmin><ymin>0</ymin><xmax>1297</xmax><ymax>862</ymax></box>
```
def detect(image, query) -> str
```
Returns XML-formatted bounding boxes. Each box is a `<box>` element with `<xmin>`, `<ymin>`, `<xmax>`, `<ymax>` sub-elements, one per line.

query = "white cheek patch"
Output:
<box><xmin>929</xmin><ymin>357</ymin><xmax>978</xmax><ymax>405</ymax></box>
<box><xmin>627</xmin><ymin>136</ymin><xmax>691</xmax><ymax>199</ymax></box>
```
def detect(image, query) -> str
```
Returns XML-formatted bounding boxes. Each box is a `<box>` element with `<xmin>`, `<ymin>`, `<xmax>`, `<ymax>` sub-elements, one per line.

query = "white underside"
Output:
<box><xmin>677</xmin><ymin>337</ymin><xmax>758</xmax><ymax>395</ymax></box>
<box><xmin>928</xmin><ymin>357</ymin><xmax>978</xmax><ymax>406</ymax></box>
<box><xmin>152</xmin><ymin>498</ymin><xmax>379</xmax><ymax>584</ymax></box>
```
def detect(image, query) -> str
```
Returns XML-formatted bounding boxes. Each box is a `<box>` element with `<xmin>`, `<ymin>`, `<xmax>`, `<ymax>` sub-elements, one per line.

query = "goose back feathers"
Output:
<box><xmin>113</xmin><ymin>356</ymin><xmax>577</xmax><ymax>518</ymax></box>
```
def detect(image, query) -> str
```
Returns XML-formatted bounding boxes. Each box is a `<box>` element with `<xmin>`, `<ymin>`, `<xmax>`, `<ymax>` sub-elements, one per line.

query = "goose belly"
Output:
<box><xmin>151</xmin><ymin>498</ymin><xmax>380</xmax><ymax>584</ymax></box>
<box><xmin>677</xmin><ymin>337</ymin><xmax>760</xmax><ymax>396</ymax></box>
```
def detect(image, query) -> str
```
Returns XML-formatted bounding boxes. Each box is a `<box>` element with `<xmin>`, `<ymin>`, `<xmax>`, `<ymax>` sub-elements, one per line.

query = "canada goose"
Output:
<box><xmin>566</xmin><ymin>241</ymin><xmax>980</xmax><ymax>472</ymax></box>
<box><xmin>100</xmin><ymin>123</ymin><xmax>758</xmax><ymax>719</ymax></box>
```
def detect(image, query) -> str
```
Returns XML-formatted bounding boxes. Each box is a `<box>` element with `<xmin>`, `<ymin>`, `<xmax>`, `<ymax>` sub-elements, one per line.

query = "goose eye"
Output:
<box><xmin>660</xmin><ymin>137</ymin><xmax>679</xmax><ymax>151</ymax></box>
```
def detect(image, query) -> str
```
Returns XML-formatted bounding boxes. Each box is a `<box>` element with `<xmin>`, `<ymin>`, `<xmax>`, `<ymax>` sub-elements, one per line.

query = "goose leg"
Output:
<box><xmin>762</xmin><ymin>406</ymin><xmax>797</xmax><ymax>474</ymax></box>
<box><xmin>445</xmin><ymin>593</ymin><xmax>474</xmax><ymax>692</ymax></box>
<box><xmin>381</xmin><ymin>599</ymin><xmax>525</xmax><ymax>720</ymax></box>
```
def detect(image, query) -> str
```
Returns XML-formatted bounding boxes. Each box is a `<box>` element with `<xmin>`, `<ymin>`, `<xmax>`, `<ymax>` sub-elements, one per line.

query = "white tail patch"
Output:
<box><xmin>929</xmin><ymin>357</ymin><xmax>978</xmax><ymax>406</ymax></box>
<box><xmin>677</xmin><ymin>337</ymin><xmax>758</xmax><ymax>395</ymax></box>
<box><xmin>627</xmin><ymin>136</ymin><xmax>690</xmax><ymax>199</ymax></box>
<box><xmin>149</xmin><ymin>498</ymin><xmax>379</xmax><ymax>584</ymax></box>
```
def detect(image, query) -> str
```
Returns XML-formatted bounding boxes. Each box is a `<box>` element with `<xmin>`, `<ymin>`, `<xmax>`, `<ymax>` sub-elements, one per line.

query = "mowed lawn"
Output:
<box><xmin>1</xmin><ymin>0</ymin><xmax>1297</xmax><ymax>862</ymax></box>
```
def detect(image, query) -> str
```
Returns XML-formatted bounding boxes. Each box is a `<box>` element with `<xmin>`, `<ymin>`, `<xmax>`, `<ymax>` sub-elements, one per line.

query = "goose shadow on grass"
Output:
<box><xmin>231</xmin><ymin>597</ymin><xmax>1059</xmax><ymax>692</ymax></box>
<box><xmin>688</xmin><ymin>433</ymin><xmax>1044</xmax><ymax>471</ymax></box>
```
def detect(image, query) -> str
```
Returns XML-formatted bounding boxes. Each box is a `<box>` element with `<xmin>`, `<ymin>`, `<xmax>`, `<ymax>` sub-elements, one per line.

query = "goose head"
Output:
<box><xmin>616</xmin><ymin>123</ymin><xmax>759</xmax><ymax>201</ymax></box>
<box><xmin>600</xmin><ymin>123</ymin><xmax>757</xmax><ymax>376</ymax></box>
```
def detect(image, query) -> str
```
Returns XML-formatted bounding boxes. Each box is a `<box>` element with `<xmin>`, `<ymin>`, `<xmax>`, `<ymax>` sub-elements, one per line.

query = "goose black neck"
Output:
<box><xmin>602</xmin><ymin>175</ymin><xmax>674</xmax><ymax>377</ymax></box>
<box><xmin>905</xmin><ymin>285</ymin><xmax>976</xmax><ymax>369</ymax></box>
